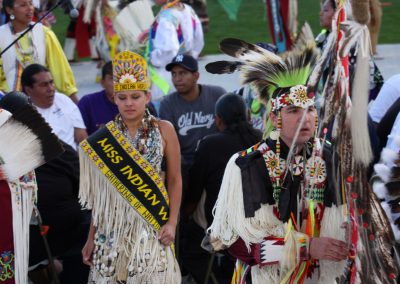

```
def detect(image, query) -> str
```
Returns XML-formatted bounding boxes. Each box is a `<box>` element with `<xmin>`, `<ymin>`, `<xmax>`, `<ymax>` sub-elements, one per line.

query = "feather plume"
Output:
<box><xmin>368</xmin><ymin>188</ymin><xmax>399</xmax><ymax>281</ymax></box>
<box><xmin>229</xmin><ymin>40</ymin><xmax>318</xmax><ymax>101</ymax></box>
<box><xmin>374</xmin><ymin>163</ymin><xmax>392</xmax><ymax>183</ymax></box>
<box><xmin>381</xmin><ymin>148</ymin><xmax>399</xmax><ymax>165</ymax></box>
<box><xmin>394</xmin><ymin>136</ymin><xmax>400</xmax><ymax>147</ymax></box>
<box><xmin>206</xmin><ymin>35</ymin><xmax>319</xmax><ymax>102</ymax></box>
<box><xmin>372</xmin><ymin>137</ymin><xmax>400</xmax><ymax>245</ymax></box>
<box><xmin>339</xmin><ymin>21</ymin><xmax>367</xmax><ymax>58</ymax></box>
<box><xmin>0</xmin><ymin>92</ymin><xmax>63</xmax><ymax>180</ymax></box>
<box><xmin>219</xmin><ymin>38</ymin><xmax>282</xmax><ymax>63</ymax></box>
<box><xmin>292</xmin><ymin>22</ymin><xmax>315</xmax><ymax>52</ymax></box>
<box><xmin>373</xmin><ymin>181</ymin><xmax>388</xmax><ymax>199</ymax></box>
<box><xmin>307</xmin><ymin>31</ymin><xmax>336</xmax><ymax>92</ymax></box>
<box><xmin>350</xmin><ymin>25</ymin><xmax>373</xmax><ymax>166</ymax></box>
<box><xmin>205</xmin><ymin>60</ymin><xmax>243</xmax><ymax>74</ymax></box>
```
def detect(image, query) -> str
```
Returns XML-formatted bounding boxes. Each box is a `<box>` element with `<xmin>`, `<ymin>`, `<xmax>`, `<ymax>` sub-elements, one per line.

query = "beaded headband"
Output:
<box><xmin>271</xmin><ymin>85</ymin><xmax>315</xmax><ymax>112</ymax></box>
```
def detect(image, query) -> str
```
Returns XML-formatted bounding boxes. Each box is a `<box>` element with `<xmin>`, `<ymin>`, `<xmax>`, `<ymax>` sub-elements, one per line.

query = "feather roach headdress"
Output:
<box><xmin>0</xmin><ymin>91</ymin><xmax>64</xmax><ymax>180</ymax></box>
<box><xmin>206</xmin><ymin>23</ymin><xmax>319</xmax><ymax>112</ymax></box>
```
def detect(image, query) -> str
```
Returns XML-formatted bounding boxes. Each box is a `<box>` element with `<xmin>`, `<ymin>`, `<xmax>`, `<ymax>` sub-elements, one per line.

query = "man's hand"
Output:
<box><xmin>309</xmin><ymin>237</ymin><xmax>349</xmax><ymax>261</ymax></box>
<box><xmin>159</xmin><ymin>221</ymin><xmax>176</xmax><ymax>246</ymax></box>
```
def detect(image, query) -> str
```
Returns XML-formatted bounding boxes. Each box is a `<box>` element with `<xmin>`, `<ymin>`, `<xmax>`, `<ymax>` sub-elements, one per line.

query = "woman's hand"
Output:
<box><xmin>159</xmin><ymin>221</ymin><xmax>177</xmax><ymax>246</ymax></box>
<box><xmin>82</xmin><ymin>237</ymin><xmax>95</xmax><ymax>266</ymax></box>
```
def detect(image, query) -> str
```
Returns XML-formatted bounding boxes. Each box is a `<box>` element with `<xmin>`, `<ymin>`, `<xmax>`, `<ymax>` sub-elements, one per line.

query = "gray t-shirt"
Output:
<box><xmin>159</xmin><ymin>84</ymin><xmax>226</xmax><ymax>166</ymax></box>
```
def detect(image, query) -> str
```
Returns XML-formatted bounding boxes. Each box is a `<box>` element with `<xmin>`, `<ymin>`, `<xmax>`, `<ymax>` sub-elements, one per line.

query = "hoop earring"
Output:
<box><xmin>10</xmin><ymin>14</ymin><xmax>15</xmax><ymax>20</ymax></box>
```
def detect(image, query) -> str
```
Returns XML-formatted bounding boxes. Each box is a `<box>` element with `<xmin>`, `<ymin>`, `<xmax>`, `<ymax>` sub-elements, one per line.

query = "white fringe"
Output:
<box><xmin>208</xmin><ymin>153</ymin><xmax>308</xmax><ymax>283</ymax></box>
<box><xmin>319</xmin><ymin>205</ymin><xmax>347</xmax><ymax>282</ymax></box>
<box><xmin>0</xmin><ymin>120</ymin><xmax>44</xmax><ymax>180</ymax></box>
<box><xmin>79</xmin><ymin>149</ymin><xmax>181</xmax><ymax>283</ymax></box>
<box><xmin>9</xmin><ymin>173</ymin><xmax>36</xmax><ymax>284</ymax></box>
<box><xmin>350</xmin><ymin>24</ymin><xmax>373</xmax><ymax>166</ymax></box>
<box><xmin>251</xmin><ymin>265</ymin><xmax>280</xmax><ymax>284</ymax></box>
<box><xmin>208</xmin><ymin>154</ymin><xmax>284</xmax><ymax>249</ymax></box>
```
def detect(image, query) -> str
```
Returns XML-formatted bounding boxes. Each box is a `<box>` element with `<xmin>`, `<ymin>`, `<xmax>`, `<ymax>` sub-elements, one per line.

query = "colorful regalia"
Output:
<box><xmin>0</xmin><ymin>22</ymin><xmax>77</xmax><ymax>96</ymax></box>
<box><xmin>146</xmin><ymin>1</ymin><xmax>204</xmax><ymax>99</ymax></box>
<box><xmin>204</xmin><ymin>38</ymin><xmax>348</xmax><ymax>283</ymax></box>
<box><xmin>0</xmin><ymin>172</ymin><xmax>37</xmax><ymax>284</ymax></box>
<box><xmin>79</xmin><ymin>51</ymin><xmax>181</xmax><ymax>283</ymax></box>
<box><xmin>0</xmin><ymin>93</ymin><xmax>63</xmax><ymax>284</ymax></box>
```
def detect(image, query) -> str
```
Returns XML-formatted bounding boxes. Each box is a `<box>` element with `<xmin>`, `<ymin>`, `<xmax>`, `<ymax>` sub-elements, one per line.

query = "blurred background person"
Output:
<box><xmin>21</xmin><ymin>64</ymin><xmax>87</xmax><ymax>149</ymax></box>
<box><xmin>316</xmin><ymin>0</ymin><xmax>383</xmax><ymax>102</ymax></box>
<box><xmin>159</xmin><ymin>54</ymin><xmax>225</xmax><ymax>206</ymax></box>
<box><xmin>147</xmin><ymin>0</ymin><xmax>204</xmax><ymax>105</ymax></box>
<box><xmin>0</xmin><ymin>0</ymin><xmax>78</xmax><ymax>102</ymax></box>
<box><xmin>368</xmin><ymin>0</ymin><xmax>382</xmax><ymax>56</ymax></box>
<box><xmin>0</xmin><ymin>0</ymin><xmax>6</xmax><ymax>25</ymax></box>
<box><xmin>182</xmin><ymin>0</ymin><xmax>209</xmax><ymax>32</ymax></box>
<box><xmin>78</xmin><ymin>61</ymin><xmax>118</xmax><ymax>135</ymax></box>
<box><xmin>181</xmin><ymin>93</ymin><xmax>262</xmax><ymax>283</ymax></box>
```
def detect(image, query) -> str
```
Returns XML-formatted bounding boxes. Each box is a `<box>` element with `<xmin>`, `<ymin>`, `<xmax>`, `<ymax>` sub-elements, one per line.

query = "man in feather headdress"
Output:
<box><xmin>205</xmin><ymin>39</ymin><xmax>350</xmax><ymax>283</ymax></box>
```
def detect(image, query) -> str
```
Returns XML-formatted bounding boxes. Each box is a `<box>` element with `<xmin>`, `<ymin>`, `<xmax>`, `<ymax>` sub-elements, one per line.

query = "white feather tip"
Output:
<box><xmin>372</xmin><ymin>181</ymin><xmax>388</xmax><ymax>199</ymax></box>
<box><xmin>380</xmin><ymin>147</ymin><xmax>399</xmax><ymax>165</ymax></box>
<box><xmin>374</xmin><ymin>163</ymin><xmax>391</xmax><ymax>182</ymax></box>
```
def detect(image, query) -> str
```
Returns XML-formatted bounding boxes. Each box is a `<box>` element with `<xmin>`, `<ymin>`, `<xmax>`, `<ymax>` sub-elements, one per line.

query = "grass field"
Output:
<box><xmin>52</xmin><ymin>0</ymin><xmax>400</xmax><ymax>55</ymax></box>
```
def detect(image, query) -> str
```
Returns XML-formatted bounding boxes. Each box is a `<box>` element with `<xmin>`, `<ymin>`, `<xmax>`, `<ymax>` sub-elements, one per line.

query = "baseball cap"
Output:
<box><xmin>165</xmin><ymin>54</ymin><xmax>198</xmax><ymax>72</ymax></box>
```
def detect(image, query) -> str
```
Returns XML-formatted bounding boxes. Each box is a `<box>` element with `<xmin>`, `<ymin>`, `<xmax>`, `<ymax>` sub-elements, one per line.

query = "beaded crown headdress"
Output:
<box><xmin>112</xmin><ymin>50</ymin><xmax>150</xmax><ymax>92</ymax></box>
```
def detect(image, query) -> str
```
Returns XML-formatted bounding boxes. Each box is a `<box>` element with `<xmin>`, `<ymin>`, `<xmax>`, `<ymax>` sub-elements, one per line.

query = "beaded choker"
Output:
<box><xmin>115</xmin><ymin>109</ymin><xmax>163</xmax><ymax>166</ymax></box>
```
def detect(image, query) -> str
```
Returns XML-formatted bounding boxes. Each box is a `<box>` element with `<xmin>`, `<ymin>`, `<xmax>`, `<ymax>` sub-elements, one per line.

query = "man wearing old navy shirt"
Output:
<box><xmin>78</xmin><ymin>62</ymin><xmax>119</xmax><ymax>135</ymax></box>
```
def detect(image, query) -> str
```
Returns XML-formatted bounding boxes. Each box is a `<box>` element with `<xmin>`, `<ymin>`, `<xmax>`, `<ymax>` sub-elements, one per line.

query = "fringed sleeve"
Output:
<box><xmin>209</xmin><ymin>153</ymin><xmax>284</xmax><ymax>249</ymax></box>
<box><xmin>78</xmin><ymin>147</ymin><xmax>95</xmax><ymax>210</ymax></box>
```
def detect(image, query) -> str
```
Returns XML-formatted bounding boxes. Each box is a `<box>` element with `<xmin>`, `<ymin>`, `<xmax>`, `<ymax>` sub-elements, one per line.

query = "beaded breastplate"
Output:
<box><xmin>260</xmin><ymin>139</ymin><xmax>327</xmax><ymax>204</ymax></box>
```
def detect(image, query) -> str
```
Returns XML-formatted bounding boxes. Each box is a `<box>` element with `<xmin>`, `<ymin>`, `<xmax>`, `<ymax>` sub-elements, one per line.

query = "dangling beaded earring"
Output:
<box><xmin>269</xmin><ymin>127</ymin><xmax>279</xmax><ymax>141</ymax></box>
<box><xmin>10</xmin><ymin>14</ymin><xmax>15</xmax><ymax>20</ymax></box>
<box><xmin>269</xmin><ymin>110</ymin><xmax>281</xmax><ymax>141</ymax></box>
<box><xmin>275</xmin><ymin>111</ymin><xmax>282</xmax><ymax>157</ymax></box>
<box><xmin>273</xmin><ymin>111</ymin><xmax>283</xmax><ymax>199</ymax></box>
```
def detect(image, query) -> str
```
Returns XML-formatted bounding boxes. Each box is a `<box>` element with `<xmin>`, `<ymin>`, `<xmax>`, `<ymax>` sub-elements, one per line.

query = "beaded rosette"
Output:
<box><xmin>113</xmin><ymin>50</ymin><xmax>150</xmax><ymax>92</ymax></box>
<box><xmin>271</xmin><ymin>85</ymin><xmax>315</xmax><ymax>112</ymax></box>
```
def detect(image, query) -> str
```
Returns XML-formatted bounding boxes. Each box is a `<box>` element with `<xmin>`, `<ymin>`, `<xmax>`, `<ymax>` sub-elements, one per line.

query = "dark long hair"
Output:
<box><xmin>215</xmin><ymin>93</ymin><xmax>261</xmax><ymax>148</ymax></box>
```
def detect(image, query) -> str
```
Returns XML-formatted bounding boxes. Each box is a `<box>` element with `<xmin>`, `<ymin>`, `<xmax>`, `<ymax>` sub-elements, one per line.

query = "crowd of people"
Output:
<box><xmin>0</xmin><ymin>0</ymin><xmax>399</xmax><ymax>283</ymax></box>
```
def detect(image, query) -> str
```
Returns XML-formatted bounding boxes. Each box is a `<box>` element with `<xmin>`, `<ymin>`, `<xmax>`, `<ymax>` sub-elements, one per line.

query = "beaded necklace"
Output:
<box><xmin>262</xmin><ymin>138</ymin><xmax>327</xmax><ymax>204</ymax></box>
<box><xmin>8</xmin><ymin>22</ymin><xmax>38</xmax><ymax>67</ymax></box>
<box><xmin>115</xmin><ymin>110</ymin><xmax>163</xmax><ymax>172</ymax></box>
